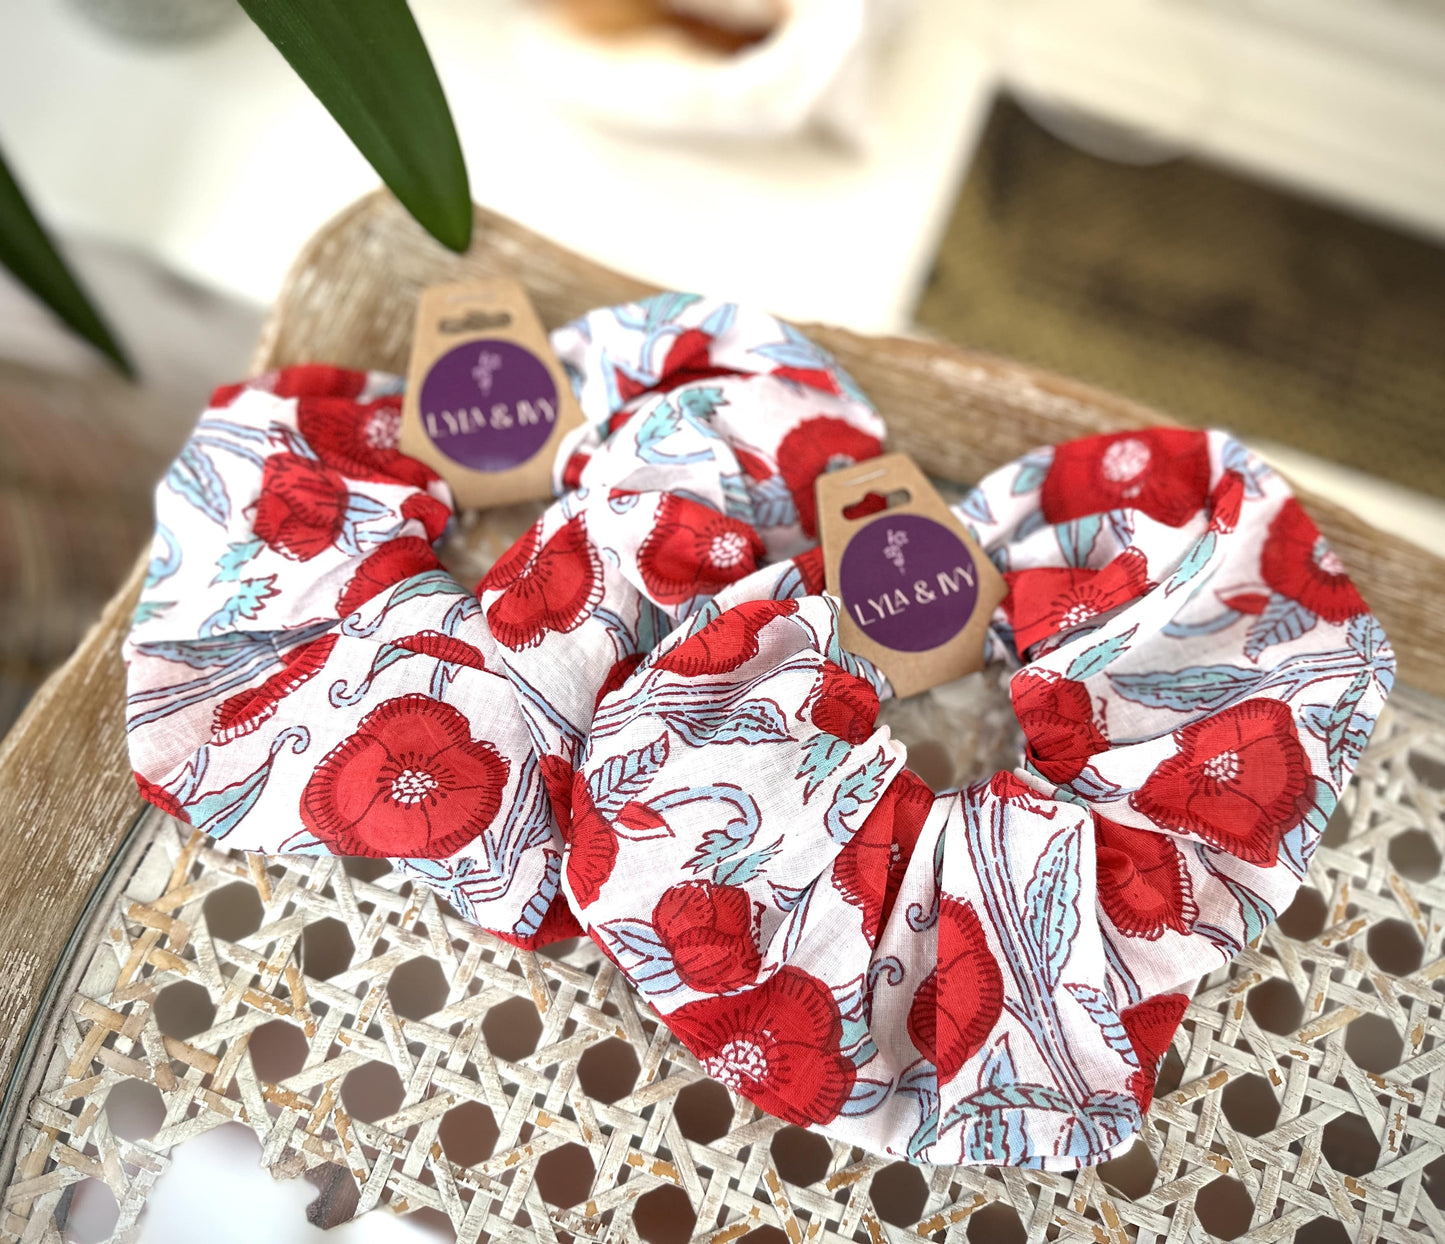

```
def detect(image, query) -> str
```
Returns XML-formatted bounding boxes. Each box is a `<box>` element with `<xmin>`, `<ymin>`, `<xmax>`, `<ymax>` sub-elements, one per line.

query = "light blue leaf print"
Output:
<box><xmin>675</xmin><ymin>386</ymin><xmax>726</xmax><ymax>422</ymax></box>
<box><xmin>840</xmin><ymin>1078</ymin><xmax>892</xmax><ymax>1117</ymax></box>
<box><xmin>184</xmin><ymin>725</ymin><xmax>308</xmax><ymax>839</ymax></box>
<box><xmin>959</xmin><ymin>1083</ymin><xmax>1074</xmax><ymax>1113</ymax></box>
<box><xmin>1244</xmin><ymin>593</ymin><xmax>1317</xmax><ymax>660</ymax></box>
<box><xmin>200</xmin><ymin>577</ymin><xmax>279</xmax><ymax>636</ymax></box>
<box><xmin>867</xmin><ymin>955</ymin><xmax>905</xmax><ymax>990</ymax></box>
<box><xmin>674</xmin><ymin>785</ymin><xmax>763</xmax><ymax>874</ymax></box>
<box><xmin>1347</xmin><ymin>613</ymin><xmax>1395</xmax><ymax>693</ymax></box>
<box><xmin>213</xmin><ymin>538</ymin><xmax>263</xmax><ymax>584</ymax></box>
<box><xmin>1013</xmin><ymin>508</ymin><xmax>1048</xmax><ymax>542</ymax></box>
<box><xmin>1277</xmin><ymin>780</ymin><xmax>1335</xmax><ymax>879</ymax></box>
<box><xmin>957</xmin><ymin>488</ymin><xmax>994</xmax><ymax>526</ymax></box>
<box><xmin>1023</xmin><ymin>826</ymin><xmax>1082</xmax><ymax>990</ymax></box>
<box><xmin>638</xmin><ymin>291</ymin><xmax>702</xmax><ymax>327</ymax></box>
<box><xmin>1059</xmin><ymin>765</ymin><xmax>1123</xmax><ymax>801</ymax></box>
<box><xmin>1058</xmin><ymin>514</ymin><xmax>1103</xmax><ymax>568</ymax></box>
<box><xmin>982</xmin><ymin>1035</ymin><xmax>1018</xmax><ymax>1089</ymax></box>
<box><xmin>700</xmin><ymin>301</ymin><xmax>737</xmax><ymax>337</ymax></box>
<box><xmin>713</xmin><ymin>839</ymin><xmax>782</xmax><ymax>886</ymax></box>
<box><xmin>1108</xmin><ymin>662</ymin><xmax>1262</xmax><ymax>712</ymax></box>
<box><xmin>796</xmin><ymin>734</ymin><xmax>851</xmax><ymax>803</ymax></box>
<box><xmin>662</xmin><ymin>698</ymin><xmax>791</xmax><ymax>748</ymax></box>
<box><xmin>1163</xmin><ymin>531</ymin><xmax>1217</xmax><ymax>597</ymax></box>
<box><xmin>595</xmin><ymin>919</ymin><xmax>685</xmax><ymax>998</ymax></box>
<box><xmin>823</xmin><ymin>747</ymin><xmax>894</xmax><ymax>844</ymax></box>
<box><xmin>1161</xmin><ymin>609</ymin><xmax>1245</xmax><ymax>639</ymax></box>
<box><xmin>774</xmin><ymin>882</ymin><xmax>814</xmax><ymax>959</ymax></box>
<box><xmin>1082</xmin><ymin>1090</ymin><xmax>1142</xmax><ymax>1143</ymax></box>
<box><xmin>634</xmin><ymin>397</ymin><xmax>717</xmax><ymax>466</ymax></box>
<box><xmin>750</xmin><ymin>473</ymin><xmax>799</xmax><ymax>529</ymax></box>
<box><xmin>130</xmin><ymin>629</ymin><xmax>283</xmax><ymax>669</ymax></box>
<box><xmin>1222</xmin><ymin>435</ymin><xmax>1271</xmax><ymax>497</ymax></box>
<box><xmin>1315</xmin><ymin>669</ymin><xmax>1373</xmax><ymax>783</ymax></box>
<box><xmin>342</xmin><ymin>494</ymin><xmax>391</xmax><ymax>525</ymax></box>
<box><xmin>146</xmin><ymin>525</ymin><xmax>182</xmax><ymax>589</ymax></box>
<box><xmin>1063</xmin><ymin>984</ymin><xmax>1138</xmax><ymax>1064</ymax></box>
<box><xmin>718</xmin><ymin>471</ymin><xmax>752</xmax><ymax>522</ymax></box>
<box><xmin>749</xmin><ymin>336</ymin><xmax>834</xmax><ymax>373</ymax></box>
<box><xmin>507</xmin><ymin>851</ymin><xmax>563</xmax><ymax>943</ymax></box>
<box><xmin>132</xmin><ymin>600</ymin><xmax>174</xmax><ymax>626</ymax></box>
<box><xmin>961</xmin><ymin>1105</ymin><xmax>1030</xmax><ymax>1164</ymax></box>
<box><xmin>1199</xmin><ymin>860</ymin><xmax>1276</xmax><ymax>944</ymax></box>
<box><xmin>1010</xmin><ymin>449</ymin><xmax>1053</xmax><ymax>496</ymax></box>
<box><xmin>166</xmin><ymin>443</ymin><xmax>230</xmax><ymax>525</ymax></box>
<box><xmin>1065</xmin><ymin>624</ymin><xmax>1138</xmax><ymax>681</ymax></box>
<box><xmin>589</xmin><ymin>733</ymin><xmax>669</xmax><ymax>814</ymax></box>
<box><xmin>769</xmin><ymin>880</ymin><xmax>813</xmax><ymax>912</ymax></box>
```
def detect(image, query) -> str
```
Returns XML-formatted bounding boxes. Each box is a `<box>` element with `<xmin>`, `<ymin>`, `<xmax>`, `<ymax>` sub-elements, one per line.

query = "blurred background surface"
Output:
<box><xmin>2</xmin><ymin>0</ymin><xmax>1444</xmax><ymax>735</ymax></box>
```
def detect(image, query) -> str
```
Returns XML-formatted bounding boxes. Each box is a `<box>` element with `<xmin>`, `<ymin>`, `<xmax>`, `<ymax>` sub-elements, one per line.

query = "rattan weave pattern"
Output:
<box><xmin>3</xmin><ymin>686</ymin><xmax>1444</xmax><ymax>1244</ymax></box>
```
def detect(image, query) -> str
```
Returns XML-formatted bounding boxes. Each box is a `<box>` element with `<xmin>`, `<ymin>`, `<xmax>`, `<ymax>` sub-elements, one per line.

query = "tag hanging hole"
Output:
<box><xmin>842</xmin><ymin>488</ymin><xmax>911</xmax><ymax>521</ymax></box>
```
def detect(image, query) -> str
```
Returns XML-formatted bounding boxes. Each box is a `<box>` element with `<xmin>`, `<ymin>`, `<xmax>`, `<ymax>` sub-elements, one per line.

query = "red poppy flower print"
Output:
<box><xmin>1208</xmin><ymin>470</ymin><xmax>1245</xmax><ymax>534</ymax></box>
<box><xmin>479</xmin><ymin>520</ymin><xmax>540</xmax><ymax>593</ymax></box>
<box><xmin>1095</xmin><ymin>816</ymin><xmax>1197</xmax><ymax>940</ymax></box>
<box><xmin>1131</xmin><ymin>698</ymin><xmax>1312</xmax><ymax>866</ymax></box>
<box><xmin>666</xmin><ymin>966</ymin><xmax>856</xmax><ymax>1126</ymax></box>
<box><xmin>653</xmin><ymin>599</ymin><xmax>799</xmax><ymax>677</ymax></box>
<box><xmin>793</xmin><ymin>546</ymin><xmax>826</xmax><ymax>596</ymax></box>
<box><xmin>565</xmin><ymin>773</ymin><xmax>618</xmax><ymax>907</ymax></box>
<box><xmin>300</xmin><ymin>694</ymin><xmax>509</xmax><ymax>858</ymax></box>
<box><xmin>1260</xmin><ymin>498</ymin><xmax>1368</xmax><ymax>623</ymax></box>
<box><xmin>809</xmin><ymin>663</ymin><xmax>879</xmax><ymax>745</ymax></box>
<box><xmin>212</xmin><ymin>633</ymin><xmax>339</xmax><ymax>743</ymax></box>
<box><xmin>392</xmin><ymin>631</ymin><xmax>487</xmax><ymax>670</ymax></box>
<box><xmin>337</xmin><ymin>537</ymin><xmax>443</xmax><ymax>616</ymax></box>
<box><xmin>401</xmin><ymin>492</ymin><xmax>450</xmax><ymax>543</ymax></box>
<box><xmin>1040</xmin><ymin>428</ymin><xmax>1211</xmax><ymax>528</ymax></box>
<box><xmin>252</xmin><ymin>452</ymin><xmax>348</xmax><ymax>561</ymax></box>
<box><xmin>636</xmin><ymin>495</ymin><xmax>765</xmax><ymax>605</ymax></box>
<box><xmin>595</xmin><ymin>652</ymin><xmax>645</xmax><ymax>713</ymax></box>
<box><xmin>484</xmin><ymin>515</ymin><xmax>604</xmax><ymax>651</ymax></box>
<box><xmin>297</xmin><ymin>396</ymin><xmax>437</xmax><ymax>489</ymax></box>
<box><xmin>1120</xmin><ymin>993</ymin><xmax>1189</xmax><ymax>1111</ymax></box>
<box><xmin>539</xmin><ymin>754</ymin><xmax>576</xmax><ymax>835</ymax></box>
<box><xmin>1011</xmin><ymin>670</ymin><xmax>1108</xmax><ymax>786</ymax></box>
<box><xmin>614</xmin><ymin>327</ymin><xmax>741</xmax><ymax>406</ymax></box>
<box><xmin>134</xmin><ymin>772</ymin><xmax>190</xmax><ymax>823</ymax></box>
<box><xmin>652</xmin><ymin>880</ymin><xmax>761</xmax><ymax>993</ymax></box>
<box><xmin>733</xmin><ymin>446</ymin><xmax>773</xmax><ymax>481</ymax></box>
<box><xmin>907</xmin><ymin>896</ymin><xmax>1005</xmax><ymax>1084</ymax></box>
<box><xmin>1003</xmin><ymin>547</ymin><xmax>1151</xmax><ymax>655</ymax></box>
<box><xmin>833</xmin><ymin>770</ymin><xmax>935</xmax><ymax>946</ymax></box>
<box><xmin>561</xmin><ymin>451</ymin><xmax>589</xmax><ymax>491</ymax></box>
<box><xmin>775</xmin><ymin>417</ymin><xmax>883</xmax><ymax>538</ymax></box>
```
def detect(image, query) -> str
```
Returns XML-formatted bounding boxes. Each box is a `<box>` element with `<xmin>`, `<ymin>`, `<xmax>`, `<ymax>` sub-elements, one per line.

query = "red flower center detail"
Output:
<box><xmin>1103</xmin><ymin>433</ymin><xmax>1150</xmax><ymax>488</ymax></box>
<box><xmin>1314</xmin><ymin>539</ymin><xmax>1345</xmax><ymax>577</ymax></box>
<box><xmin>301</xmin><ymin>693</ymin><xmax>509</xmax><ymax>858</ymax></box>
<box><xmin>708</xmin><ymin>530</ymin><xmax>750</xmax><ymax>569</ymax></box>
<box><xmin>707</xmin><ymin>1038</ymin><xmax>769</xmax><ymax>1089</ymax></box>
<box><xmin>636</xmin><ymin>494</ymin><xmax>764</xmax><ymax>605</ymax></box>
<box><xmin>1040</xmin><ymin>428</ymin><xmax>1210</xmax><ymax>528</ymax></box>
<box><xmin>365</xmin><ymin>406</ymin><xmax>401</xmax><ymax>449</ymax></box>
<box><xmin>1131</xmin><ymin>698</ymin><xmax>1311</xmax><ymax>866</ymax></box>
<box><xmin>390</xmin><ymin>767</ymin><xmax>439</xmax><ymax>803</ymax></box>
<box><xmin>664</xmin><ymin>966</ymin><xmax>856</xmax><ymax>1127</ymax></box>
<box><xmin>1004</xmin><ymin>548</ymin><xmax>1151</xmax><ymax>656</ymax></box>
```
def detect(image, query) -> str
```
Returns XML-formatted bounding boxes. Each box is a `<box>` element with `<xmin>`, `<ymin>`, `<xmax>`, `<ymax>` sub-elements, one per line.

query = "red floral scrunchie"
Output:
<box><xmin>567</xmin><ymin>426</ymin><xmax>1394</xmax><ymax>1168</ymax></box>
<box><xmin>125</xmin><ymin>297</ymin><xmax>882</xmax><ymax>946</ymax></box>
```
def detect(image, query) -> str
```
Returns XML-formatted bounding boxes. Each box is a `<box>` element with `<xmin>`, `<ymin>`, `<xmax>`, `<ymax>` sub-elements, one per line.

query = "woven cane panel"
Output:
<box><xmin>4</xmin><ymin>687</ymin><xmax>1445</xmax><ymax>1244</ymax></box>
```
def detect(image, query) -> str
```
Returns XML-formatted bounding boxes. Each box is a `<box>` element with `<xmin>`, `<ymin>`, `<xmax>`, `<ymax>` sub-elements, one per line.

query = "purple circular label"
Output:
<box><xmin>418</xmin><ymin>339</ymin><xmax>559</xmax><ymax>472</ymax></box>
<box><xmin>838</xmin><ymin>513</ymin><xmax>979</xmax><ymax>652</ymax></box>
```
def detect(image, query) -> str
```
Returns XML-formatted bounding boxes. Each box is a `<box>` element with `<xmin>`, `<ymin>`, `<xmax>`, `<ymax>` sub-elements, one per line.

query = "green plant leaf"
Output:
<box><xmin>239</xmin><ymin>0</ymin><xmax>472</xmax><ymax>252</ymax></box>
<box><xmin>0</xmin><ymin>143</ymin><xmax>133</xmax><ymax>376</ymax></box>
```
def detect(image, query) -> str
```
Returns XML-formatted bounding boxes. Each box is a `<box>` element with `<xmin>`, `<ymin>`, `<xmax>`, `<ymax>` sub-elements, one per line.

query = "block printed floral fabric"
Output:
<box><xmin>126</xmin><ymin>295</ymin><xmax>1394</xmax><ymax>1169</ymax></box>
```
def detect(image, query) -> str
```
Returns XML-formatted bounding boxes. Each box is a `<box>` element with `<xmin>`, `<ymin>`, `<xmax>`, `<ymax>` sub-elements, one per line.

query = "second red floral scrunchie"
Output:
<box><xmin>565</xmin><ymin>427</ymin><xmax>1394</xmax><ymax>1168</ymax></box>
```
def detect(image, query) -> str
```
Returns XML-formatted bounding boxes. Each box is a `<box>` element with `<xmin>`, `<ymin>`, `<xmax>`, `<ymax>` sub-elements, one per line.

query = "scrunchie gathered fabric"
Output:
<box><xmin>125</xmin><ymin>297</ymin><xmax>882</xmax><ymax>946</ymax></box>
<box><xmin>126</xmin><ymin>295</ymin><xmax>1394</xmax><ymax>1169</ymax></box>
<box><xmin>566</xmin><ymin>425</ymin><xmax>1394</xmax><ymax>1168</ymax></box>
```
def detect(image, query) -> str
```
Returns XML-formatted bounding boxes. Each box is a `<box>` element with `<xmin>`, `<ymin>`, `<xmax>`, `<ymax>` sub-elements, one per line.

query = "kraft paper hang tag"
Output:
<box><xmin>816</xmin><ymin>454</ymin><xmax>1007</xmax><ymax>699</ymax></box>
<box><xmin>400</xmin><ymin>278</ymin><xmax>584</xmax><ymax>508</ymax></box>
